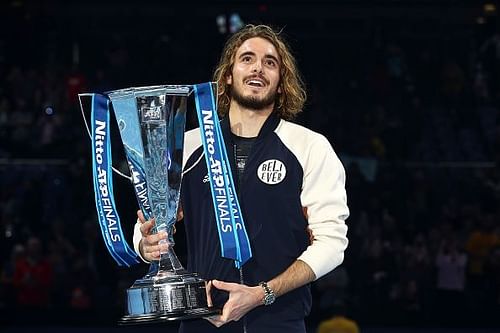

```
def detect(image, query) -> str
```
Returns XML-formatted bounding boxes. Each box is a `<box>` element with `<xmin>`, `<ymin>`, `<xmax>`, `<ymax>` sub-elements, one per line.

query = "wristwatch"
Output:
<box><xmin>259</xmin><ymin>281</ymin><xmax>276</xmax><ymax>306</ymax></box>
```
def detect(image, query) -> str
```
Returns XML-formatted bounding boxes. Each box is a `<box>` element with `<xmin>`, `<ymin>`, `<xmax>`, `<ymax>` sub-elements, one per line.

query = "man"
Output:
<box><xmin>134</xmin><ymin>24</ymin><xmax>349</xmax><ymax>333</ymax></box>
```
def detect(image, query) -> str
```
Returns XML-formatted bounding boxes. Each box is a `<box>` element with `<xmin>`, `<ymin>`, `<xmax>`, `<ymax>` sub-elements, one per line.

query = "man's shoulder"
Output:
<box><xmin>275</xmin><ymin>119</ymin><xmax>332</xmax><ymax>150</ymax></box>
<box><xmin>274</xmin><ymin>119</ymin><xmax>340</xmax><ymax>172</ymax></box>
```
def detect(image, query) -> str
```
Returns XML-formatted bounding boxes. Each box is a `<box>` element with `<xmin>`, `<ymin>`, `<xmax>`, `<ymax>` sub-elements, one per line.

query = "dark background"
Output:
<box><xmin>1</xmin><ymin>0</ymin><xmax>499</xmax><ymax>332</ymax></box>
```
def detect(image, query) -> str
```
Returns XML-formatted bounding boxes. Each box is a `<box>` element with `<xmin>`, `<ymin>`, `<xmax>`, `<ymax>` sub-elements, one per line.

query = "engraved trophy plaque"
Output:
<box><xmin>79</xmin><ymin>84</ymin><xmax>219</xmax><ymax>324</ymax></box>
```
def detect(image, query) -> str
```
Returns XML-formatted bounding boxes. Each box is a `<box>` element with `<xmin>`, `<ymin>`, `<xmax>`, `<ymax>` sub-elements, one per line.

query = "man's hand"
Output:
<box><xmin>205</xmin><ymin>280</ymin><xmax>264</xmax><ymax>327</ymax></box>
<box><xmin>137</xmin><ymin>210</ymin><xmax>168</xmax><ymax>261</ymax></box>
<box><xmin>203</xmin><ymin>260</ymin><xmax>316</xmax><ymax>327</ymax></box>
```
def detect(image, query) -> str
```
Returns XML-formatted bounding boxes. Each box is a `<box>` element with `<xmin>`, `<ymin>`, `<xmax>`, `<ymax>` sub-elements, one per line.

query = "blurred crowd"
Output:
<box><xmin>1</xmin><ymin>4</ymin><xmax>500</xmax><ymax>330</ymax></box>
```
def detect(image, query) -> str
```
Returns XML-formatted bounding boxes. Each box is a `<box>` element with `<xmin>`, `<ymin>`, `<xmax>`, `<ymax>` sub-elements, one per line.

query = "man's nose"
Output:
<box><xmin>252</xmin><ymin>60</ymin><xmax>263</xmax><ymax>73</ymax></box>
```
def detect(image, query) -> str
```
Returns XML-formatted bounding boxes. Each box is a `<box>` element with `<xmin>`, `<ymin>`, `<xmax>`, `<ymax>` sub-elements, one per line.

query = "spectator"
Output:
<box><xmin>12</xmin><ymin>236</ymin><xmax>54</xmax><ymax>309</ymax></box>
<box><xmin>435</xmin><ymin>238</ymin><xmax>468</xmax><ymax>323</ymax></box>
<box><xmin>316</xmin><ymin>315</ymin><xmax>360</xmax><ymax>333</ymax></box>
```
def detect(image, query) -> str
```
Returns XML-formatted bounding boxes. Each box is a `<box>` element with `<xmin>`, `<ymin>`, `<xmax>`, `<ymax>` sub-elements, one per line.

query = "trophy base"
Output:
<box><xmin>119</xmin><ymin>271</ymin><xmax>220</xmax><ymax>325</ymax></box>
<box><xmin>119</xmin><ymin>307</ymin><xmax>220</xmax><ymax>325</ymax></box>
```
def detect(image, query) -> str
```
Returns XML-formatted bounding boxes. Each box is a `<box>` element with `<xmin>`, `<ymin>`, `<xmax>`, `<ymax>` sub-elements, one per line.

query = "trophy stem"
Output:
<box><xmin>157</xmin><ymin>245</ymin><xmax>185</xmax><ymax>275</ymax></box>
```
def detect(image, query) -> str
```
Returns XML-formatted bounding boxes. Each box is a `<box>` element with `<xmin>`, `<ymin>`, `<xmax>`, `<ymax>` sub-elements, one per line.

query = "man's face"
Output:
<box><xmin>227</xmin><ymin>37</ymin><xmax>281</xmax><ymax>111</ymax></box>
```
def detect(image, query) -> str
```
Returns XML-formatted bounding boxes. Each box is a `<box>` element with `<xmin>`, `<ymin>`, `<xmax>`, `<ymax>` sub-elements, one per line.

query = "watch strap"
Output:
<box><xmin>259</xmin><ymin>281</ymin><xmax>276</xmax><ymax>306</ymax></box>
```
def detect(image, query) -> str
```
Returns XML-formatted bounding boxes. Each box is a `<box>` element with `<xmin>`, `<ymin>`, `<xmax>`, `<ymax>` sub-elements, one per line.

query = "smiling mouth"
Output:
<box><xmin>245</xmin><ymin>78</ymin><xmax>266</xmax><ymax>88</ymax></box>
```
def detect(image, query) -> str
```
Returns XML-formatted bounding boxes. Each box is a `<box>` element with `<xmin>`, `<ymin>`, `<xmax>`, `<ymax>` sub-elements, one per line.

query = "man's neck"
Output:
<box><xmin>228</xmin><ymin>102</ymin><xmax>274</xmax><ymax>138</ymax></box>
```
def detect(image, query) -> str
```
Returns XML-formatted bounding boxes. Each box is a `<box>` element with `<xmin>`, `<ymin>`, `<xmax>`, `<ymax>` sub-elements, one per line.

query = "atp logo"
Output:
<box><xmin>257</xmin><ymin>159</ymin><xmax>286</xmax><ymax>185</ymax></box>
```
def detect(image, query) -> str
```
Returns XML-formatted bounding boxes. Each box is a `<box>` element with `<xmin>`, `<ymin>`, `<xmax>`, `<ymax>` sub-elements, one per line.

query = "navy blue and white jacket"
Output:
<box><xmin>134</xmin><ymin>112</ymin><xmax>349</xmax><ymax>333</ymax></box>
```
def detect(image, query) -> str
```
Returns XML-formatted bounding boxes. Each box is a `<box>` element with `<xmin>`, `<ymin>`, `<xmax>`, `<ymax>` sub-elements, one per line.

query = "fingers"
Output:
<box><xmin>204</xmin><ymin>280</ymin><xmax>229</xmax><ymax>327</ymax></box>
<box><xmin>139</xmin><ymin>218</ymin><xmax>155</xmax><ymax>237</ymax></box>
<box><xmin>204</xmin><ymin>302</ymin><xmax>230</xmax><ymax>327</ymax></box>
<box><xmin>205</xmin><ymin>281</ymin><xmax>263</xmax><ymax>327</ymax></box>
<box><xmin>138</xmin><ymin>216</ymin><xmax>170</xmax><ymax>261</ymax></box>
<box><xmin>177</xmin><ymin>204</ymin><xmax>184</xmax><ymax>221</ymax></box>
<box><xmin>204</xmin><ymin>300</ymin><xmax>239</xmax><ymax>327</ymax></box>
<box><xmin>211</xmin><ymin>279</ymin><xmax>236</xmax><ymax>292</ymax></box>
<box><xmin>205</xmin><ymin>315</ymin><xmax>224</xmax><ymax>328</ymax></box>
<box><xmin>141</xmin><ymin>232</ymin><xmax>169</xmax><ymax>259</ymax></box>
<box><xmin>137</xmin><ymin>210</ymin><xmax>147</xmax><ymax>223</ymax></box>
<box><xmin>204</xmin><ymin>281</ymin><xmax>255</xmax><ymax>328</ymax></box>
<box><xmin>206</xmin><ymin>280</ymin><xmax>213</xmax><ymax>307</ymax></box>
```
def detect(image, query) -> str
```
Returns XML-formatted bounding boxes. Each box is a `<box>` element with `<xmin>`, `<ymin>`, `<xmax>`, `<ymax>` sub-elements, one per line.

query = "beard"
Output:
<box><xmin>230</xmin><ymin>84</ymin><xmax>277</xmax><ymax>111</ymax></box>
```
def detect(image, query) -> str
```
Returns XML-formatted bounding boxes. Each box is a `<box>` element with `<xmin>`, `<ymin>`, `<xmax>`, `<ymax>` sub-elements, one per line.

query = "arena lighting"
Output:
<box><xmin>484</xmin><ymin>3</ymin><xmax>496</xmax><ymax>13</ymax></box>
<box><xmin>229</xmin><ymin>13</ymin><xmax>244</xmax><ymax>33</ymax></box>
<box><xmin>216</xmin><ymin>14</ymin><xmax>227</xmax><ymax>34</ymax></box>
<box><xmin>216</xmin><ymin>13</ymin><xmax>244</xmax><ymax>34</ymax></box>
<box><xmin>45</xmin><ymin>106</ymin><xmax>54</xmax><ymax>116</ymax></box>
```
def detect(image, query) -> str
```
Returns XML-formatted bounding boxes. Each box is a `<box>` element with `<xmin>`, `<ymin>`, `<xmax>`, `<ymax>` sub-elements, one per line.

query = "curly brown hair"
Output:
<box><xmin>213</xmin><ymin>24</ymin><xmax>306</xmax><ymax>121</ymax></box>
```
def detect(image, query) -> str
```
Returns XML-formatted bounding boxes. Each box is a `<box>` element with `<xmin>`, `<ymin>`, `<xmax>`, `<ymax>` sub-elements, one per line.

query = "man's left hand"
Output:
<box><xmin>205</xmin><ymin>279</ymin><xmax>264</xmax><ymax>327</ymax></box>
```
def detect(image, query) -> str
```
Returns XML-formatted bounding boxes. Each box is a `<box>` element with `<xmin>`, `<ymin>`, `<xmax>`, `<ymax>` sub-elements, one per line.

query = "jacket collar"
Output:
<box><xmin>220</xmin><ymin>111</ymin><xmax>281</xmax><ymax>143</ymax></box>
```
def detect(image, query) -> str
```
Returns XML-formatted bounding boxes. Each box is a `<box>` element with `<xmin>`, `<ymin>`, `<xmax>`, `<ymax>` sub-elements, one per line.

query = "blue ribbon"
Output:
<box><xmin>193</xmin><ymin>83</ymin><xmax>252</xmax><ymax>268</ymax></box>
<box><xmin>91</xmin><ymin>94</ymin><xmax>140</xmax><ymax>267</ymax></box>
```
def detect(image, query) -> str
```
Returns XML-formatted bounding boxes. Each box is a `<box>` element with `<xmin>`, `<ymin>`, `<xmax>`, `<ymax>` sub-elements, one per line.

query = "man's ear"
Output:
<box><xmin>226</xmin><ymin>74</ymin><xmax>232</xmax><ymax>85</ymax></box>
<box><xmin>278</xmin><ymin>84</ymin><xmax>282</xmax><ymax>94</ymax></box>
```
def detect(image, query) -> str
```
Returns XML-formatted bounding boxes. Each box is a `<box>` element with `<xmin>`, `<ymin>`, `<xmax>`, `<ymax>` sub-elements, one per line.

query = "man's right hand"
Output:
<box><xmin>137</xmin><ymin>210</ymin><xmax>168</xmax><ymax>262</ymax></box>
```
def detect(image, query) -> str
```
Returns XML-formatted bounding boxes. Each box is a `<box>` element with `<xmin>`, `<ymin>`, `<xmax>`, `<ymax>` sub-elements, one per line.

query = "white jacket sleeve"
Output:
<box><xmin>133</xmin><ymin>219</ymin><xmax>149</xmax><ymax>263</ymax></box>
<box><xmin>297</xmin><ymin>135</ymin><xmax>349</xmax><ymax>280</ymax></box>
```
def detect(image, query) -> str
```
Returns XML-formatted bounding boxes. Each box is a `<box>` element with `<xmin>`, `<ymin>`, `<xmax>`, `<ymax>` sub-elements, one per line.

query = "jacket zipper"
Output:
<box><xmin>240</xmin><ymin>266</ymin><xmax>247</xmax><ymax>333</ymax></box>
<box><xmin>234</xmin><ymin>142</ymin><xmax>248</xmax><ymax>333</ymax></box>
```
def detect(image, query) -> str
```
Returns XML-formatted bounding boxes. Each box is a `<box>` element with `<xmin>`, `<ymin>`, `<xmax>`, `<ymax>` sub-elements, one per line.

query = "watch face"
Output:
<box><xmin>260</xmin><ymin>282</ymin><xmax>275</xmax><ymax>305</ymax></box>
<box><xmin>264</xmin><ymin>293</ymin><xmax>275</xmax><ymax>305</ymax></box>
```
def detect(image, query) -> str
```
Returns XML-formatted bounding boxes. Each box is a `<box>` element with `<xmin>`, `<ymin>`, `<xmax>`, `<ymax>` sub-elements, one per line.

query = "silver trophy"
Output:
<box><xmin>79</xmin><ymin>84</ymin><xmax>219</xmax><ymax>324</ymax></box>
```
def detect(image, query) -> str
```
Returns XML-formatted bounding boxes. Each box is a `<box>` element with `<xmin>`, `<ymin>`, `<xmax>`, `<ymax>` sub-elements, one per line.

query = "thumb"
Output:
<box><xmin>211</xmin><ymin>279</ymin><xmax>235</xmax><ymax>292</ymax></box>
<box><xmin>137</xmin><ymin>210</ymin><xmax>146</xmax><ymax>223</ymax></box>
<box><xmin>139</xmin><ymin>219</ymin><xmax>155</xmax><ymax>236</ymax></box>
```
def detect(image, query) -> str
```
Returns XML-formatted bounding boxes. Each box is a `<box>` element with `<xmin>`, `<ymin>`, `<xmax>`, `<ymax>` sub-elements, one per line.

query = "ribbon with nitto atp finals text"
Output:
<box><xmin>90</xmin><ymin>93</ymin><xmax>140</xmax><ymax>267</ymax></box>
<box><xmin>193</xmin><ymin>82</ymin><xmax>252</xmax><ymax>268</ymax></box>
